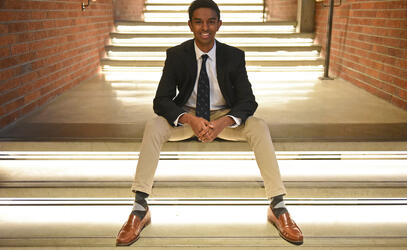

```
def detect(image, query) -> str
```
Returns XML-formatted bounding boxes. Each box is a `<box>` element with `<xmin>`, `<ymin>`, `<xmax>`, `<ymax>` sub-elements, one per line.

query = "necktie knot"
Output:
<box><xmin>201</xmin><ymin>54</ymin><xmax>208</xmax><ymax>63</ymax></box>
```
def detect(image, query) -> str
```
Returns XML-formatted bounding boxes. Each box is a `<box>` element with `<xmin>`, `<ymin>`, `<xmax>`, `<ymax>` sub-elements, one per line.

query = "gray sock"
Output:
<box><xmin>270</xmin><ymin>195</ymin><xmax>288</xmax><ymax>218</ymax></box>
<box><xmin>132</xmin><ymin>191</ymin><xmax>148</xmax><ymax>219</ymax></box>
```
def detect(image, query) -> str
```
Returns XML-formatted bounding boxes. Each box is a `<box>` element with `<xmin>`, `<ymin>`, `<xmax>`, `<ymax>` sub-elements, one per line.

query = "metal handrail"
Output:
<box><xmin>82</xmin><ymin>0</ymin><xmax>95</xmax><ymax>11</ymax></box>
<box><xmin>321</xmin><ymin>0</ymin><xmax>335</xmax><ymax>80</ymax></box>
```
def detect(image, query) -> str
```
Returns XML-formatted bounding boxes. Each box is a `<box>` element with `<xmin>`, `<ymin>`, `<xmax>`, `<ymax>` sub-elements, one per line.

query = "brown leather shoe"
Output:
<box><xmin>267</xmin><ymin>207</ymin><xmax>303</xmax><ymax>245</ymax></box>
<box><xmin>116</xmin><ymin>207</ymin><xmax>151</xmax><ymax>246</ymax></box>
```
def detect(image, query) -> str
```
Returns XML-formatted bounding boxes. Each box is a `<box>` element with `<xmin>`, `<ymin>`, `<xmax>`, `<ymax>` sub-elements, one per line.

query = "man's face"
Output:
<box><xmin>188</xmin><ymin>7</ymin><xmax>222</xmax><ymax>52</ymax></box>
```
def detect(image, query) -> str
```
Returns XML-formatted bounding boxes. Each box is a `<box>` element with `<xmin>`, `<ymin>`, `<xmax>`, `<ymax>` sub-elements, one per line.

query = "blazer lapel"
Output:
<box><xmin>215</xmin><ymin>40</ymin><xmax>227</xmax><ymax>94</ymax></box>
<box><xmin>184</xmin><ymin>39</ymin><xmax>197</xmax><ymax>82</ymax></box>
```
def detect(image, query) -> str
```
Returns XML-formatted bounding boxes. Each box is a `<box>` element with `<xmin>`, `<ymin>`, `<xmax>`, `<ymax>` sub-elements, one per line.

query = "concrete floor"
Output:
<box><xmin>1</xmin><ymin>73</ymin><xmax>407</xmax><ymax>141</ymax></box>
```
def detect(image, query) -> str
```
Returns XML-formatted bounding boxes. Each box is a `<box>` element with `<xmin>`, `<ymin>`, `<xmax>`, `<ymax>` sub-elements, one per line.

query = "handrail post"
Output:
<box><xmin>320</xmin><ymin>0</ymin><xmax>335</xmax><ymax>80</ymax></box>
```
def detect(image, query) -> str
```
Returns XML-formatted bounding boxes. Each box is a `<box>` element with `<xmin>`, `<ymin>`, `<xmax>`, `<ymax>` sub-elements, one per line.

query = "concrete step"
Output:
<box><xmin>105</xmin><ymin>48</ymin><xmax>321</xmax><ymax>61</ymax></box>
<box><xmin>115</xmin><ymin>21</ymin><xmax>297</xmax><ymax>34</ymax></box>
<box><xmin>109</xmin><ymin>33</ymin><xmax>314</xmax><ymax>47</ymax></box>
<box><xmin>110</xmin><ymin>32</ymin><xmax>312</xmax><ymax>38</ymax></box>
<box><xmin>143</xmin><ymin>13</ymin><xmax>264</xmax><ymax>22</ymax></box>
<box><xmin>145</xmin><ymin>3</ymin><xmax>263</xmax><ymax>12</ymax></box>
<box><xmin>105</xmin><ymin>45</ymin><xmax>322</xmax><ymax>52</ymax></box>
<box><xmin>105</xmin><ymin>51</ymin><xmax>321</xmax><ymax>63</ymax></box>
<box><xmin>145</xmin><ymin>9</ymin><xmax>263</xmax><ymax>14</ymax></box>
<box><xmin>0</xmin><ymin>198</ymin><xmax>406</xmax><ymax>247</ymax></box>
<box><xmin>101</xmin><ymin>58</ymin><xmax>324</xmax><ymax>67</ymax></box>
<box><xmin>102</xmin><ymin>65</ymin><xmax>324</xmax><ymax>82</ymax></box>
<box><xmin>2</xmin><ymin>76</ymin><xmax>407</xmax><ymax>142</ymax></box>
<box><xmin>0</xmin><ymin>151</ymin><xmax>406</xmax><ymax>198</ymax></box>
<box><xmin>146</xmin><ymin>0</ymin><xmax>263</xmax><ymax>4</ymax></box>
<box><xmin>3</xmin><ymin>122</ymin><xmax>407</xmax><ymax>142</ymax></box>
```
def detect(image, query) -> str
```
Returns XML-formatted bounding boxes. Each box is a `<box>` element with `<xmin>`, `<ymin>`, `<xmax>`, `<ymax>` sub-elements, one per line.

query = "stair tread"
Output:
<box><xmin>145</xmin><ymin>9</ymin><xmax>263</xmax><ymax>13</ymax></box>
<box><xmin>1</xmin><ymin>151</ymin><xmax>406</xmax><ymax>196</ymax></box>
<box><xmin>115</xmin><ymin>21</ymin><xmax>296</xmax><ymax>26</ymax></box>
<box><xmin>110</xmin><ymin>33</ymin><xmax>312</xmax><ymax>37</ymax></box>
<box><xmin>146</xmin><ymin>3</ymin><xmax>263</xmax><ymax>6</ymax></box>
<box><xmin>100</xmin><ymin>60</ymin><xmax>324</xmax><ymax>67</ymax></box>
<box><xmin>0</xmin><ymin>202</ymin><xmax>406</xmax><ymax>247</ymax></box>
<box><xmin>105</xmin><ymin>45</ymin><xmax>322</xmax><ymax>51</ymax></box>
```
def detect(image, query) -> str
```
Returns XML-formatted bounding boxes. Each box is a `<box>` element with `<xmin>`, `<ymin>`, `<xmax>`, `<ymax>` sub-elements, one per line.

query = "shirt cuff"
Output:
<box><xmin>227</xmin><ymin>115</ymin><xmax>241</xmax><ymax>128</ymax></box>
<box><xmin>174</xmin><ymin>112</ymin><xmax>187</xmax><ymax>126</ymax></box>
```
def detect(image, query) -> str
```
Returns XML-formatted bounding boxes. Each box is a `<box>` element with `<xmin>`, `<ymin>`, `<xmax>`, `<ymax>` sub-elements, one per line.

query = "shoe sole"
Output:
<box><xmin>116</xmin><ymin>212</ymin><xmax>151</xmax><ymax>247</ymax></box>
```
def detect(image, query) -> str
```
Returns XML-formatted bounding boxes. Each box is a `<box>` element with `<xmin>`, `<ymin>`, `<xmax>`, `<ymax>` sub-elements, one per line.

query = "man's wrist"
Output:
<box><xmin>179</xmin><ymin>113</ymin><xmax>193</xmax><ymax>125</ymax></box>
<box><xmin>219</xmin><ymin>116</ymin><xmax>235</xmax><ymax>127</ymax></box>
<box><xmin>227</xmin><ymin>115</ymin><xmax>241</xmax><ymax>128</ymax></box>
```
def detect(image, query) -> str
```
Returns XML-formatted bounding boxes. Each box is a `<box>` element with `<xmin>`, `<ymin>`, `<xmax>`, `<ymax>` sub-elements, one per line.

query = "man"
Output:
<box><xmin>116</xmin><ymin>0</ymin><xmax>303</xmax><ymax>246</ymax></box>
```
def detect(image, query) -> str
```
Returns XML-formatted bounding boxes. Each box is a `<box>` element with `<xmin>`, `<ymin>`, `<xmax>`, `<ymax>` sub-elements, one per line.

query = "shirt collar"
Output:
<box><xmin>194</xmin><ymin>41</ymin><xmax>216</xmax><ymax>61</ymax></box>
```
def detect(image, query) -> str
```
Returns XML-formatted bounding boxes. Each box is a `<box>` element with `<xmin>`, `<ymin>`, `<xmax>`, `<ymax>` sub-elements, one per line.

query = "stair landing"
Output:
<box><xmin>1</xmin><ymin>75</ymin><xmax>406</xmax><ymax>141</ymax></box>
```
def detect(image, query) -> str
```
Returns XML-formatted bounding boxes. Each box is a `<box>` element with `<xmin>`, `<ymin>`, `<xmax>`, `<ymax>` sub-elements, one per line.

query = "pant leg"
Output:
<box><xmin>218</xmin><ymin>116</ymin><xmax>286</xmax><ymax>199</ymax></box>
<box><xmin>131</xmin><ymin>115</ymin><xmax>194</xmax><ymax>195</ymax></box>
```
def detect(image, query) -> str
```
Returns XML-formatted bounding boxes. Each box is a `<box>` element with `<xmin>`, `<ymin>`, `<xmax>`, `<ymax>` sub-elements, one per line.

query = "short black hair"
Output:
<box><xmin>188</xmin><ymin>0</ymin><xmax>221</xmax><ymax>21</ymax></box>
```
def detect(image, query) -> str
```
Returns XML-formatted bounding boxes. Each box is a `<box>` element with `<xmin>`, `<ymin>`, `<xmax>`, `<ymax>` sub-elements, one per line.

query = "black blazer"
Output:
<box><xmin>153</xmin><ymin>39</ymin><xmax>258</xmax><ymax>125</ymax></box>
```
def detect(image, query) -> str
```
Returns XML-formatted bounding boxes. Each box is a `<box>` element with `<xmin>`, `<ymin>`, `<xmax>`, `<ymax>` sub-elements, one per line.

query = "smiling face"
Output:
<box><xmin>188</xmin><ymin>7</ymin><xmax>222</xmax><ymax>53</ymax></box>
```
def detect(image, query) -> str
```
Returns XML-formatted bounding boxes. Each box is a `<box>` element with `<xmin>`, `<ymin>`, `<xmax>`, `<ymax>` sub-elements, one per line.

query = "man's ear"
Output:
<box><xmin>188</xmin><ymin>20</ymin><xmax>193</xmax><ymax>31</ymax></box>
<box><xmin>217</xmin><ymin>20</ymin><xmax>222</xmax><ymax>31</ymax></box>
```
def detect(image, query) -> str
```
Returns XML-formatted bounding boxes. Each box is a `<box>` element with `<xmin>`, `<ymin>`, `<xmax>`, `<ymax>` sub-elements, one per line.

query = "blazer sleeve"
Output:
<box><xmin>227</xmin><ymin>50</ymin><xmax>258</xmax><ymax>123</ymax></box>
<box><xmin>153</xmin><ymin>49</ymin><xmax>186</xmax><ymax>125</ymax></box>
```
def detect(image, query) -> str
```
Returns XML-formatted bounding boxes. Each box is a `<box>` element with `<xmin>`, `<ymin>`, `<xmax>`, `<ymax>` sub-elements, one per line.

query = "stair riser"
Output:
<box><xmin>116</xmin><ymin>24</ymin><xmax>296</xmax><ymax>34</ymax></box>
<box><xmin>1</xmin><ymin>186</ymin><xmax>406</xmax><ymax>199</ymax></box>
<box><xmin>106</xmin><ymin>46</ymin><xmax>322</xmax><ymax>52</ymax></box>
<box><xmin>110</xmin><ymin>37</ymin><xmax>314</xmax><ymax>46</ymax></box>
<box><xmin>101</xmin><ymin>60</ymin><xmax>324</xmax><ymax>67</ymax></box>
<box><xmin>143</xmin><ymin>13</ymin><xmax>264</xmax><ymax>22</ymax></box>
<box><xmin>146</xmin><ymin>0</ymin><xmax>263</xmax><ymax>4</ymax></box>
<box><xmin>146</xmin><ymin>5</ymin><xmax>263</xmax><ymax>12</ymax></box>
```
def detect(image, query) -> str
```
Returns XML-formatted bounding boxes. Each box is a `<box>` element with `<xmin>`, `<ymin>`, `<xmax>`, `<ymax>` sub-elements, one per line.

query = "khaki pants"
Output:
<box><xmin>132</xmin><ymin>109</ymin><xmax>286</xmax><ymax>199</ymax></box>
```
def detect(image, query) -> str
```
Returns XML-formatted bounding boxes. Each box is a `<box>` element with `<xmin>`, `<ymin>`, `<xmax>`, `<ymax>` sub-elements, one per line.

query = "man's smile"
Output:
<box><xmin>200</xmin><ymin>32</ymin><xmax>210</xmax><ymax>39</ymax></box>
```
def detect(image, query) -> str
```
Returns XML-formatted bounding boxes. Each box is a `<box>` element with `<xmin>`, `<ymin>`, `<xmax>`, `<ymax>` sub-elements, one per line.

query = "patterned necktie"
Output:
<box><xmin>196</xmin><ymin>54</ymin><xmax>210</xmax><ymax>121</ymax></box>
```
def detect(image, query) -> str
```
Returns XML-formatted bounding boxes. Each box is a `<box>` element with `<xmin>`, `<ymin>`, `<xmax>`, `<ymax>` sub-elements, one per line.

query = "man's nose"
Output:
<box><xmin>202</xmin><ymin>22</ymin><xmax>209</xmax><ymax>30</ymax></box>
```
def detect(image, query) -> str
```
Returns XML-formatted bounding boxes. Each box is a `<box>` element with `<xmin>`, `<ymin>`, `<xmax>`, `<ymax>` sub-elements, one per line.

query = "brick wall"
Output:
<box><xmin>265</xmin><ymin>0</ymin><xmax>298</xmax><ymax>21</ymax></box>
<box><xmin>114</xmin><ymin>0</ymin><xmax>144</xmax><ymax>21</ymax></box>
<box><xmin>0</xmin><ymin>0</ymin><xmax>114</xmax><ymax>129</ymax></box>
<box><xmin>315</xmin><ymin>0</ymin><xmax>407</xmax><ymax>110</ymax></box>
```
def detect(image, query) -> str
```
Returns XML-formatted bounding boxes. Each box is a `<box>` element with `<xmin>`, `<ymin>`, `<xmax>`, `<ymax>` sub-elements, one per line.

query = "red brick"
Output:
<box><xmin>2</xmin><ymin>97</ymin><xmax>24</xmax><ymax>114</ymax></box>
<box><xmin>0</xmin><ymin>112</ymin><xmax>18</xmax><ymax>129</ymax></box>
<box><xmin>0</xmin><ymin>0</ymin><xmax>114</xmax><ymax>128</ymax></box>
<box><xmin>31</xmin><ymin>11</ymin><xmax>48</xmax><ymax>20</ymax></box>
<box><xmin>391</xmin><ymin>96</ymin><xmax>407</xmax><ymax>110</ymax></box>
<box><xmin>0</xmin><ymin>47</ymin><xmax>10</xmax><ymax>58</ymax></box>
<box><xmin>0</xmin><ymin>67</ymin><xmax>20</xmax><ymax>81</ymax></box>
<box><xmin>0</xmin><ymin>24</ymin><xmax>8</xmax><ymax>33</ymax></box>
<box><xmin>0</xmin><ymin>105</ymin><xmax>5</xmax><ymax>117</ymax></box>
<box><xmin>0</xmin><ymin>57</ymin><xmax>19</xmax><ymax>69</ymax></box>
<box><xmin>0</xmin><ymin>71</ymin><xmax>37</xmax><ymax>92</ymax></box>
<box><xmin>0</xmin><ymin>34</ymin><xmax>17</xmax><ymax>47</ymax></box>
<box><xmin>24</xmin><ymin>90</ymin><xmax>41</xmax><ymax>103</ymax></box>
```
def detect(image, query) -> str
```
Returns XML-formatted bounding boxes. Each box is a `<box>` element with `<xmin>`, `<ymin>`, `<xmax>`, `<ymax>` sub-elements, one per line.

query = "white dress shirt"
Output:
<box><xmin>174</xmin><ymin>41</ymin><xmax>242</xmax><ymax>127</ymax></box>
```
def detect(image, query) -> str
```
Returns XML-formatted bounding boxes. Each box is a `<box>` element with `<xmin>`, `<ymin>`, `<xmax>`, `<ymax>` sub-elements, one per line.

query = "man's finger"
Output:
<box><xmin>198</xmin><ymin>128</ymin><xmax>209</xmax><ymax>137</ymax></box>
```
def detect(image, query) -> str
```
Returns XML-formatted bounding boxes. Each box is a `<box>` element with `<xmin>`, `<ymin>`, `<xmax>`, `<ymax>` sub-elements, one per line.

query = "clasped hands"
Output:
<box><xmin>179</xmin><ymin>113</ymin><xmax>235</xmax><ymax>143</ymax></box>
